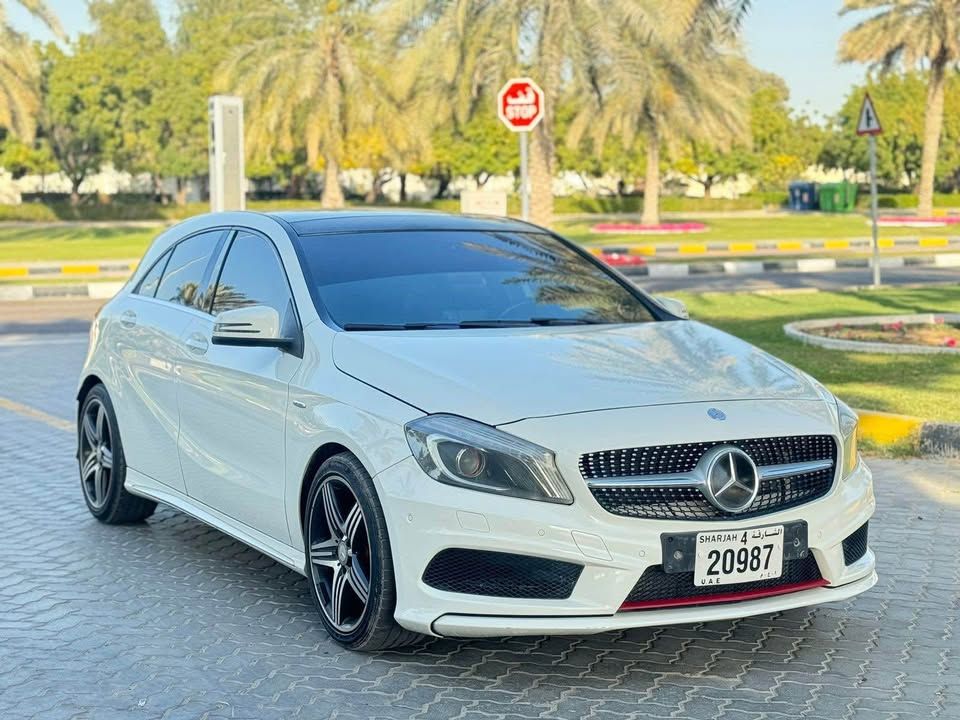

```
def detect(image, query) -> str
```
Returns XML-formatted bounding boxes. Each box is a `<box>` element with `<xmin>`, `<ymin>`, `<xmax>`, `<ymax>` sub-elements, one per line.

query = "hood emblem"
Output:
<box><xmin>701</xmin><ymin>446</ymin><xmax>759</xmax><ymax>514</ymax></box>
<box><xmin>707</xmin><ymin>407</ymin><xmax>726</xmax><ymax>421</ymax></box>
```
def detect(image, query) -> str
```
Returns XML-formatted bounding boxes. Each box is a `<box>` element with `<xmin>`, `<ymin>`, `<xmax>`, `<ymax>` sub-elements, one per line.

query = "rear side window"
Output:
<box><xmin>211</xmin><ymin>232</ymin><xmax>294</xmax><ymax>319</ymax></box>
<box><xmin>135</xmin><ymin>251</ymin><xmax>170</xmax><ymax>297</ymax></box>
<box><xmin>154</xmin><ymin>231</ymin><xmax>222</xmax><ymax>309</ymax></box>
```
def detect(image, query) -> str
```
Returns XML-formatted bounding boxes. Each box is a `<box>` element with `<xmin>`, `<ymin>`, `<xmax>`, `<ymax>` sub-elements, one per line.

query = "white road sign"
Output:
<box><xmin>856</xmin><ymin>94</ymin><xmax>883</xmax><ymax>136</ymax></box>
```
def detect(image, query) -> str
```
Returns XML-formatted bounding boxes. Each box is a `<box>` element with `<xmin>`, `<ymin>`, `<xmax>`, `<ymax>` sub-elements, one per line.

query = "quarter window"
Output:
<box><xmin>154</xmin><ymin>230</ymin><xmax>222</xmax><ymax>310</ymax></box>
<box><xmin>211</xmin><ymin>232</ymin><xmax>294</xmax><ymax>320</ymax></box>
<box><xmin>134</xmin><ymin>250</ymin><xmax>170</xmax><ymax>297</ymax></box>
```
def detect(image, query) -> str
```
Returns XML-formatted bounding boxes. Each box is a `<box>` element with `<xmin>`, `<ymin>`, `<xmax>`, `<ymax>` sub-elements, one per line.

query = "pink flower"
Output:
<box><xmin>935</xmin><ymin>316</ymin><xmax>945</xmax><ymax>324</ymax></box>
<box><xmin>945</xmin><ymin>338</ymin><xmax>957</xmax><ymax>348</ymax></box>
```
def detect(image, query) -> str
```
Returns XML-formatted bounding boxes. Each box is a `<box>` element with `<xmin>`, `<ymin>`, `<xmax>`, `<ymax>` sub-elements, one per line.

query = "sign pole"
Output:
<box><xmin>497</xmin><ymin>78</ymin><xmax>544</xmax><ymax>222</ymax></box>
<box><xmin>856</xmin><ymin>92</ymin><xmax>883</xmax><ymax>288</ymax></box>
<box><xmin>519</xmin><ymin>131</ymin><xmax>530</xmax><ymax>221</ymax></box>
<box><xmin>869</xmin><ymin>135</ymin><xmax>880</xmax><ymax>287</ymax></box>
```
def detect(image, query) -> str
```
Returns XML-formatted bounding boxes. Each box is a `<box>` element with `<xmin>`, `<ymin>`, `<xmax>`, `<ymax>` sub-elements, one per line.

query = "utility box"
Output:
<box><xmin>819</xmin><ymin>181</ymin><xmax>858</xmax><ymax>213</ymax></box>
<box><xmin>208</xmin><ymin>95</ymin><xmax>245</xmax><ymax>212</ymax></box>
<box><xmin>788</xmin><ymin>181</ymin><xmax>818</xmax><ymax>211</ymax></box>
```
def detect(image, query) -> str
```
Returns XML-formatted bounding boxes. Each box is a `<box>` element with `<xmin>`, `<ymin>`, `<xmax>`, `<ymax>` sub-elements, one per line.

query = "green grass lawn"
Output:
<box><xmin>556</xmin><ymin>214</ymin><xmax>942</xmax><ymax>246</ymax></box>
<box><xmin>0</xmin><ymin>226</ymin><xmax>156</xmax><ymax>263</ymax></box>
<box><xmin>677</xmin><ymin>286</ymin><xmax>960</xmax><ymax>422</ymax></box>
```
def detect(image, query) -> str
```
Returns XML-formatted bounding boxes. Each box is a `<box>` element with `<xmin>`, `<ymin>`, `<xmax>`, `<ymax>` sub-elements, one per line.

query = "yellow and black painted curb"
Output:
<box><xmin>590</xmin><ymin>236</ymin><xmax>959</xmax><ymax>257</ymax></box>
<box><xmin>0</xmin><ymin>260</ymin><xmax>138</xmax><ymax>279</ymax></box>
<box><xmin>857</xmin><ymin>409</ymin><xmax>960</xmax><ymax>458</ymax></box>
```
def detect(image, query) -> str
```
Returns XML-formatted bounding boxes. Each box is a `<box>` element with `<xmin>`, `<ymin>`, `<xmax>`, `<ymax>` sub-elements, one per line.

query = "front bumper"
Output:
<box><xmin>374</xmin><ymin>454</ymin><xmax>877</xmax><ymax>637</ymax></box>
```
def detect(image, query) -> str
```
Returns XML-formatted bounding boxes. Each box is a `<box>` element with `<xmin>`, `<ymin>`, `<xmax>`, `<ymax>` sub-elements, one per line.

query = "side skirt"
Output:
<box><xmin>124</xmin><ymin>468</ymin><xmax>307</xmax><ymax>575</ymax></box>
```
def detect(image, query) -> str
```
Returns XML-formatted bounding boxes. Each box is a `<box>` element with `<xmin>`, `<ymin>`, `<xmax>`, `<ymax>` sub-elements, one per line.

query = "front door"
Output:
<box><xmin>176</xmin><ymin>230</ymin><xmax>302</xmax><ymax>543</ymax></box>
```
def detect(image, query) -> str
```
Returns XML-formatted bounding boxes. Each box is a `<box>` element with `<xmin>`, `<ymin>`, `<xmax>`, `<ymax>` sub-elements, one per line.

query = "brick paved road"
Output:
<box><xmin>1</xmin><ymin>329</ymin><xmax>959</xmax><ymax>720</ymax></box>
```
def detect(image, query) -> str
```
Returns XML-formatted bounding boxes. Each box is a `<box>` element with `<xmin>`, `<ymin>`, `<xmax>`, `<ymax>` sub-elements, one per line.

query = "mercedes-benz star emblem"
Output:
<box><xmin>700</xmin><ymin>446</ymin><xmax>759</xmax><ymax>513</ymax></box>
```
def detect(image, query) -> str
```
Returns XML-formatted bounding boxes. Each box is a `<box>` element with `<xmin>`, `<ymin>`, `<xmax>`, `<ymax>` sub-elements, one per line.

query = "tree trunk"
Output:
<box><xmin>321</xmin><ymin>154</ymin><xmax>344</xmax><ymax>209</ymax></box>
<box><xmin>529</xmin><ymin>122</ymin><xmax>554</xmax><ymax>227</ymax></box>
<box><xmin>399</xmin><ymin>173</ymin><xmax>408</xmax><ymax>202</ymax></box>
<box><xmin>642</xmin><ymin>130</ymin><xmax>660</xmax><ymax>226</ymax></box>
<box><xmin>70</xmin><ymin>177</ymin><xmax>82</xmax><ymax>207</ymax></box>
<box><xmin>175</xmin><ymin>178</ymin><xmax>188</xmax><ymax>206</ymax></box>
<box><xmin>917</xmin><ymin>61</ymin><xmax>946</xmax><ymax>217</ymax></box>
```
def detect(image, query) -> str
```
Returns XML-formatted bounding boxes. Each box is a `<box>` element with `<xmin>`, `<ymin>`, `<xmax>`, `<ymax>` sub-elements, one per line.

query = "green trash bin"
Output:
<box><xmin>819</xmin><ymin>181</ymin><xmax>858</xmax><ymax>213</ymax></box>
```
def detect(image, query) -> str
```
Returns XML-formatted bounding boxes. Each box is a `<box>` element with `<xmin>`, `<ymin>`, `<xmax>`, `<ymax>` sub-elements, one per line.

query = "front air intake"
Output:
<box><xmin>422</xmin><ymin>549</ymin><xmax>582</xmax><ymax>599</ymax></box>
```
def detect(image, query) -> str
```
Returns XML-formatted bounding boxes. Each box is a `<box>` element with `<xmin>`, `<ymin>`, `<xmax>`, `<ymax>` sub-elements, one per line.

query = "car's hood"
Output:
<box><xmin>332</xmin><ymin>321</ymin><xmax>822</xmax><ymax>426</ymax></box>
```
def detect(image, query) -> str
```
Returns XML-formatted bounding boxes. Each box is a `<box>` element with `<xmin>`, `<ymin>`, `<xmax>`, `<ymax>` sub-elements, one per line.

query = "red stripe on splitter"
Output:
<box><xmin>619</xmin><ymin>578</ymin><xmax>829</xmax><ymax>612</ymax></box>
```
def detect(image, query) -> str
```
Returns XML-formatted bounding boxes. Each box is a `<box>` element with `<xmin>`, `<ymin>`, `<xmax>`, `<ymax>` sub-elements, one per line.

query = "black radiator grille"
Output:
<box><xmin>580</xmin><ymin>435</ymin><xmax>837</xmax><ymax>479</ymax></box>
<box><xmin>582</xmin><ymin>435</ymin><xmax>837</xmax><ymax>521</ymax></box>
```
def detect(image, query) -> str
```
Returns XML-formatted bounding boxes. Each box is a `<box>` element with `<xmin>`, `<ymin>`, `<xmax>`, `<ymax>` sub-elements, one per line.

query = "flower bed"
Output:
<box><xmin>784</xmin><ymin>314</ymin><xmax>960</xmax><ymax>355</ymax></box>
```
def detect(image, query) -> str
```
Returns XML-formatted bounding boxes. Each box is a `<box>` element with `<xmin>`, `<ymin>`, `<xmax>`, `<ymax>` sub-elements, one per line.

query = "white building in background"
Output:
<box><xmin>0</xmin><ymin>161</ymin><xmax>883</xmax><ymax>207</ymax></box>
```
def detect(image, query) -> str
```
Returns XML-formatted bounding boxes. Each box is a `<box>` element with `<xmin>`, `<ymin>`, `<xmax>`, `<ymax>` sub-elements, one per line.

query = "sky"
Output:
<box><xmin>11</xmin><ymin>0</ymin><xmax>868</xmax><ymax>119</ymax></box>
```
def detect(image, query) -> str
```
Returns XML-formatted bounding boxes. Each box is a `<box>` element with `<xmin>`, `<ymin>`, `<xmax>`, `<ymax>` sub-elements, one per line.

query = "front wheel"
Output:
<box><xmin>78</xmin><ymin>384</ymin><xmax>156</xmax><ymax>524</ymax></box>
<box><xmin>304</xmin><ymin>453</ymin><xmax>421</xmax><ymax>651</ymax></box>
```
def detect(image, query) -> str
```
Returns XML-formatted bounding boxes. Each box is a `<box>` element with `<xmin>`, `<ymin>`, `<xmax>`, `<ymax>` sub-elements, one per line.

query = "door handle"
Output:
<box><xmin>184</xmin><ymin>333</ymin><xmax>209</xmax><ymax>356</ymax></box>
<box><xmin>120</xmin><ymin>310</ymin><xmax>137</xmax><ymax>328</ymax></box>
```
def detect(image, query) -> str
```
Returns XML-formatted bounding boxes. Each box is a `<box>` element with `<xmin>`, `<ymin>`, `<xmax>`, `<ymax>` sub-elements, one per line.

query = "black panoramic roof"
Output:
<box><xmin>268</xmin><ymin>209</ymin><xmax>542</xmax><ymax>236</ymax></box>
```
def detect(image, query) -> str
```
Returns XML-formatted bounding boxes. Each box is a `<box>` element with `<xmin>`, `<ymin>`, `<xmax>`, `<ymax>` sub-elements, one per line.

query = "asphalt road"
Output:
<box><xmin>0</xmin><ymin>326</ymin><xmax>958</xmax><ymax>719</ymax></box>
<box><xmin>627</xmin><ymin>266</ymin><xmax>960</xmax><ymax>294</ymax></box>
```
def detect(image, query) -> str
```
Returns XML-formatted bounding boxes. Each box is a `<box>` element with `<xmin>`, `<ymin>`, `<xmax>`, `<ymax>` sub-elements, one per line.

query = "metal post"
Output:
<box><xmin>869</xmin><ymin>135</ymin><xmax>880</xmax><ymax>287</ymax></box>
<box><xmin>519</xmin><ymin>131</ymin><xmax>530</xmax><ymax>221</ymax></box>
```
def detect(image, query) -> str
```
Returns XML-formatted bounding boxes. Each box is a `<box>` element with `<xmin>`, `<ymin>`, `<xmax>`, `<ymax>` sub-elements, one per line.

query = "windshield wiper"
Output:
<box><xmin>528</xmin><ymin>317</ymin><xmax>606</xmax><ymax>326</ymax></box>
<box><xmin>456</xmin><ymin>319</ymin><xmax>538</xmax><ymax>328</ymax></box>
<box><xmin>342</xmin><ymin>322</ymin><xmax>461</xmax><ymax>331</ymax></box>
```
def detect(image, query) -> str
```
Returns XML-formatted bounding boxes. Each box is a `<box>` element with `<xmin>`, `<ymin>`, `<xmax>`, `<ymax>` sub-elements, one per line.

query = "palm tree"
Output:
<box><xmin>391</xmin><ymin>0</ymin><xmax>676</xmax><ymax>227</ymax></box>
<box><xmin>839</xmin><ymin>0</ymin><xmax>960</xmax><ymax>217</ymax></box>
<box><xmin>218</xmin><ymin>0</ymin><xmax>384</xmax><ymax>208</ymax></box>
<box><xmin>569</xmin><ymin>7</ymin><xmax>752</xmax><ymax>225</ymax></box>
<box><xmin>0</xmin><ymin>0</ymin><xmax>63</xmax><ymax>140</ymax></box>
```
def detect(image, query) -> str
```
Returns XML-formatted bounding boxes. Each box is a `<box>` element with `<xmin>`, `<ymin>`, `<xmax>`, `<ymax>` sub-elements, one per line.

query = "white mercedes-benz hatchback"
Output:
<box><xmin>77</xmin><ymin>210</ymin><xmax>876</xmax><ymax>650</ymax></box>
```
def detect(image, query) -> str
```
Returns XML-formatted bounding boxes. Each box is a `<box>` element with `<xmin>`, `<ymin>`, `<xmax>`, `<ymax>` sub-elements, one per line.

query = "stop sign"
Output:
<box><xmin>497</xmin><ymin>78</ymin><xmax>545</xmax><ymax>132</ymax></box>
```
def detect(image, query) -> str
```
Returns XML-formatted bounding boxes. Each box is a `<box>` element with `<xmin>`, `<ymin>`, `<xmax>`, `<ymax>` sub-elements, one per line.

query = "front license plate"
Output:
<box><xmin>693</xmin><ymin>525</ymin><xmax>784</xmax><ymax>586</ymax></box>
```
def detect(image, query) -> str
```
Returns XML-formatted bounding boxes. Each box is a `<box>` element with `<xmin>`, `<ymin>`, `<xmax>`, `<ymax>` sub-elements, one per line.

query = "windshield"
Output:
<box><xmin>295</xmin><ymin>230</ymin><xmax>657</xmax><ymax>329</ymax></box>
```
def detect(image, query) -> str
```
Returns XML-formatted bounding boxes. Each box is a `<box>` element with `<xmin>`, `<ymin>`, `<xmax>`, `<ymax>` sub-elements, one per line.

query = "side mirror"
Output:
<box><xmin>655</xmin><ymin>295</ymin><xmax>689</xmax><ymax>320</ymax></box>
<box><xmin>212</xmin><ymin>305</ymin><xmax>296</xmax><ymax>350</ymax></box>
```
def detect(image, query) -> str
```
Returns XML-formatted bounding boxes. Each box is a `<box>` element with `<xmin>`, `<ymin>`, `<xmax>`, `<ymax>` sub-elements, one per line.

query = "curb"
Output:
<box><xmin>617</xmin><ymin>253</ymin><xmax>960</xmax><ymax>277</ymax></box>
<box><xmin>0</xmin><ymin>259</ymin><xmax>139</xmax><ymax>280</ymax></box>
<box><xmin>857</xmin><ymin>409</ymin><xmax>960</xmax><ymax>458</ymax></box>
<box><xmin>0</xmin><ymin>282</ymin><xmax>124</xmax><ymax>301</ymax></box>
<box><xmin>593</xmin><ymin>235</ymin><xmax>960</xmax><ymax>257</ymax></box>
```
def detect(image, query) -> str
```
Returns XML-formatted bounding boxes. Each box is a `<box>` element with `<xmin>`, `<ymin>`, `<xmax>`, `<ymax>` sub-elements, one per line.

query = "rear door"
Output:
<box><xmin>176</xmin><ymin>229</ymin><xmax>302</xmax><ymax>542</ymax></box>
<box><xmin>109</xmin><ymin>229</ymin><xmax>226</xmax><ymax>491</ymax></box>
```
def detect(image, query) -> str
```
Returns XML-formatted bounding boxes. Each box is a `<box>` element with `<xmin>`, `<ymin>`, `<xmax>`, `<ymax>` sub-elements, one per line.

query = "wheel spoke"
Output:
<box><xmin>82</xmin><ymin>412</ymin><xmax>97</xmax><ymax>448</ymax></box>
<box><xmin>330</xmin><ymin>565</ymin><xmax>348</xmax><ymax>627</ymax></box>
<box><xmin>81</xmin><ymin>452</ymin><xmax>98</xmax><ymax>481</ymax></box>
<box><xmin>93</xmin><ymin>466</ymin><xmax>107</xmax><ymax>505</ymax></box>
<box><xmin>310</xmin><ymin>539</ymin><xmax>338</xmax><ymax>569</ymax></box>
<box><xmin>344</xmin><ymin>504</ymin><xmax>364</xmax><ymax>547</ymax></box>
<box><xmin>100</xmin><ymin>446</ymin><xmax>113</xmax><ymax>470</ymax></box>
<box><xmin>95</xmin><ymin>403</ymin><xmax>106</xmax><ymax>440</ymax></box>
<box><xmin>322</xmin><ymin>482</ymin><xmax>346</xmax><ymax>538</ymax></box>
<box><xmin>347</xmin><ymin>563</ymin><xmax>369</xmax><ymax>604</ymax></box>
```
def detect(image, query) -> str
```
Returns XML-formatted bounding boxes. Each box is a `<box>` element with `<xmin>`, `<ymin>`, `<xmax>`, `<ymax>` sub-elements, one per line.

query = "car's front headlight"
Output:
<box><xmin>404</xmin><ymin>414</ymin><xmax>574</xmax><ymax>505</ymax></box>
<box><xmin>837</xmin><ymin>398</ymin><xmax>859</xmax><ymax>478</ymax></box>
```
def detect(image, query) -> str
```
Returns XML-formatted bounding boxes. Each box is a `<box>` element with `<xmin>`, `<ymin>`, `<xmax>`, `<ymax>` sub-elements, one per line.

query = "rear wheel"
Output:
<box><xmin>304</xmin><ymin>453</ymin><xmax>421</xmax><ymax>651</ymax></box>
<box><xmin>78</xmin><ymin>384</ymin><xmax>156</xmax><ymax>524</ymax></box>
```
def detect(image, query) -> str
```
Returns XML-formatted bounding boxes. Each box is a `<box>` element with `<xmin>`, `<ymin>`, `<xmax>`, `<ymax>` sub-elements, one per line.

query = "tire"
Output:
<box><xmin>78</xmin><ymin>384</ymin><xmax>156</xmax><ymax>524</ymax></box>
<box><xmin>303</xmin><ymin>452</ymin><xmax>422</xmax><ymax>651</ymax></box>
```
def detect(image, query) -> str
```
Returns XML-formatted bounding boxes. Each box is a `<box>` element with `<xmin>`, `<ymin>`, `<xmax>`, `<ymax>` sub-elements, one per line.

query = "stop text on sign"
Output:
<box><xmin>497</xmin><ymin>78</ymin><xmax>545</xmax><ymax>132</ymax></box>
